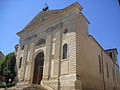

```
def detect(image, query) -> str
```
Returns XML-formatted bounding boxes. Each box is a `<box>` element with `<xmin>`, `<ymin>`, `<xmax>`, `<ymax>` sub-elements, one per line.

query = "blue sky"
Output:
<box><xmin>0</xmin><ymin>0</ymin><xmax>120</xmax><ymax>65</ymax></box>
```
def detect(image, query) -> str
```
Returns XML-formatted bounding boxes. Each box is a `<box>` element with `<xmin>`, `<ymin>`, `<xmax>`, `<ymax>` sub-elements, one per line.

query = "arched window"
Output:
<box><xmin>109</xmin><ymin>52</ymin><xmax>112</xmax><ymax>58</ymax></box>
<box><xmin>36</xmin><ymin>38</ymin><xmax>46</xmax><ymax>46</ymax></box>
<box><xmin>19</xmin><ymin>57</ymin><xmax>22</xmax><ymax>68</ymax></box>
<box><xmin>62</xmin><ymin>44</ymin><xmax>68</xmax><ymax>59</ymax></box>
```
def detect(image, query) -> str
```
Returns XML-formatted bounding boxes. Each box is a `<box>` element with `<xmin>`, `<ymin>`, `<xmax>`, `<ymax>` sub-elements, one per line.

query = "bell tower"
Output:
<box><xmin>105</xmin><ymin>48</ymin><xmax>118</xmax><ymax>64</ymax></box>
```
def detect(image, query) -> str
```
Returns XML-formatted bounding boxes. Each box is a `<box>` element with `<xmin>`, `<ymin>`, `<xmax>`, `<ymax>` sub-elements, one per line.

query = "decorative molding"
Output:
<box><xmin>46</xmin><ymin>27</ymin><xmax>54</xmax><ymax>33</ymax></box>
<box><xmin>54</xmin><ymin>23</ymin><xmax>63</xmax><ymax>29</ymax></box>
<box><xmin>25</xmin><ymin>34</ymin><xmax>37</xmax><ymax>42</ymax></box>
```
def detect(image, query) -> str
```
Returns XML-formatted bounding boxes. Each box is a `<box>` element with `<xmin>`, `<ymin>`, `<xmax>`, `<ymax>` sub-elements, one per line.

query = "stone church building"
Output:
<box><xmin>15</xmin><ymin>2</ymin><xmax>120</xmax><ymax>90</ymax></box>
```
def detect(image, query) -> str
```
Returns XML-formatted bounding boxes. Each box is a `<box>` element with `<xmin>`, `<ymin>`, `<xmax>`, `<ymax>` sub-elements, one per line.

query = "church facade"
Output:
<box><xmin>15</xmin><ymin>2</ymin><xmax>120</xmax><ymax>90</ymax></box>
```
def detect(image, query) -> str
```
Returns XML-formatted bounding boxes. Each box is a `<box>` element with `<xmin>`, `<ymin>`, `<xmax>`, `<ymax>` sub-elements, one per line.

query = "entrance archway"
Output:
<box><xmin>33</xmin><ymin>52</ymin><xmax>44</xmax><ymax>84</ymax></box>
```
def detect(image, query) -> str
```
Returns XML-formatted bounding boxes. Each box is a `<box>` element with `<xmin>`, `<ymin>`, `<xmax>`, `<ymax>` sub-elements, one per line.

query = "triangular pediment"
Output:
<box><xmin>25</xmin><ymin>9</ymin><xmax>62</xmax><ymax>29</ymax></box>
<box><xmin>17</xmin><ymin>2</ymin><xmax>83</xmax><ymax>36</ymax></box>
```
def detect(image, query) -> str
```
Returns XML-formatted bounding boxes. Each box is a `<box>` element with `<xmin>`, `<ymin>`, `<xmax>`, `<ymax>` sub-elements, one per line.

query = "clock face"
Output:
<box><xmin>39</xmin><ymin>17</ymin><xmax>45</xmax><ymax>22</ymax></box>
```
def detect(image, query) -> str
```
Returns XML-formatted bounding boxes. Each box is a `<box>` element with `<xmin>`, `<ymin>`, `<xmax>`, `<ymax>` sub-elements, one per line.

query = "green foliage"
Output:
<box><xmin>0</xmin><ymin>82</ymin><xmax>15</xmax><ymax>88</ymax></box>
<box><xmin>0</xmin><ymin>52</ymin><xmax>16</xmax><ymax>88</ymax></box>
<box><xmin>0</xmin><ymin>57</ymin><xmax>7</xmax><ymax>76</ymax></box>
<box><xmin>3</xmin><ymin>52</ymin><xmax>16</xmax><ymax>83</ymax></box>
<box><xmin>0</xmin><ymin>82</ymin><xmax>6</xmax><ymax>88</ymax></box>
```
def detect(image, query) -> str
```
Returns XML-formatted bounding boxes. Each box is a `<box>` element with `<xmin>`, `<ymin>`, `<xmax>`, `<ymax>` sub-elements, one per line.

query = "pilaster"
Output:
<box><xmin>28</xmin><ymin>42</ymin><xmax>35</xmax><ymax>83</ymax></box>
<box><xmin>52</xmin><ymin>23</ymin><xmax>62</xmax><ymax>78</ymax></box>
<box><xmin>42</xmin><ymin>27</ymin><xmax>53</xmax><ymax>80</ymax></box>
<box><xmin>22</xmin><ymin>45</ymin><xmax>28</xmax><ymax>81</ymax></box>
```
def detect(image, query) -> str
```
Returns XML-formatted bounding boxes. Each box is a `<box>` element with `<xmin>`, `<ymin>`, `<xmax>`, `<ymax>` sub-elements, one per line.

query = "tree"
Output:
<box><xmin>2</xmin><ymin>52</ymin><xmax>16</xmax><ymax>84</ymax></box>
<box><xmin>0</xmin><ymin>57</ymin><xmax>7</xmax><ymax>76</ymax></box>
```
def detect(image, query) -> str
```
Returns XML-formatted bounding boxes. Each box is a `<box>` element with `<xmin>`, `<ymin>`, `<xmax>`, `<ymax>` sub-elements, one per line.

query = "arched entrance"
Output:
<box><xmin>33</xmin><ymin>52</ymin><xmax>44</xmax><ymax>84</ymax></box>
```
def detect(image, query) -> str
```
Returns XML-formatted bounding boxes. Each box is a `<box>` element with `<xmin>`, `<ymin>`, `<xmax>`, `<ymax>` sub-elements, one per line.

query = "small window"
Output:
<box><xmin>63</xmin><ymin>29</ymin><xmax>68</xmax><ymax>34</ymax></box>
<box><xmin>109</xmin><ymin>52</ymin><xmax>112</xmax><ymax>58</ymax></box>
<box><xmin>39</xmin><ymin>17</ymin><xmax>45</xmax><ymax>22</ymax></box>
<box><xmin>36</xmin><ymin>38</ymin><xmax>46</xmax><ymax>46</ymax></box>
<box><xmin>62</xmin><ymin>44</ymin><xmax>68</xmax><ymax>59</ymax></box>
<box><xmin>19</xmin><ymin>57</ymin><xmax>22</xmax><ymax>68</ymax></box>
<box><xmin>15</xmin><ymin>44</ymin><xmax>19</xmax><ymax>52</ymax></box>
<box><xmin>98</xmin><ymin>55</ymin><xmax>102</xmax><ymax>74</ymax></box>
<box><xmin>112</xmin><ymin>66</ymin><xmax>115</xmax><ymax>81</ymax></box>
<box><xmin>21</xmin><ymin>45</ymin><xmax>24</xmax><ymax>50</ymax></box>
<box><xmin>106</xmin><ymin>62</ymin><xmax>109</xmax><ymax>78</ymax></box>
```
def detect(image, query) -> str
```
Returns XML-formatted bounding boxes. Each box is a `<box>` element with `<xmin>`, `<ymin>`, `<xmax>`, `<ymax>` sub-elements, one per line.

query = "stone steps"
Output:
<box><xmin>0</xmin><ymin>84</ymin><xmax>48</xmax><ymax>90</ymax></box>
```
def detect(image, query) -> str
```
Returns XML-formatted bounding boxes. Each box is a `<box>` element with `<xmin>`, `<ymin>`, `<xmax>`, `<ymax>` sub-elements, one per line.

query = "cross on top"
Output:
<box><xmin>42</xmin><ymin>3</ymin><xmax>49</xmax><ymax>11</ymax></box>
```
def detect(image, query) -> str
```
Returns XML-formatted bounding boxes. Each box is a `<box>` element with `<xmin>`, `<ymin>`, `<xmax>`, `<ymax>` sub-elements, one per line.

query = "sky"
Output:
<box><xmin>0</xmin><ymin>0</ymin><xmax>120</xmax><ymax>65</ymax></box>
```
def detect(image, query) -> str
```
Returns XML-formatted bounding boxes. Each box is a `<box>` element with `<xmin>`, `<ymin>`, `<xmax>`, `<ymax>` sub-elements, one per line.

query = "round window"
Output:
<box><xmin>63</xmin><ymin>29</ymin><xmax>68</xmax><ymax>34</ymax></box>
<box><xmin>39</xmin><ymin>17</ymin><xmax>45</xmax><ymax>22</ymax></box>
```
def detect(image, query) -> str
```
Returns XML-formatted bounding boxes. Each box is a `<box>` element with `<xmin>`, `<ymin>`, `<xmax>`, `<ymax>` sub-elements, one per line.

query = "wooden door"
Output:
<box><xmin>33</xmin><ymin>52</ymin><xmax>44</xmax><ymax>84</ymax></box>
